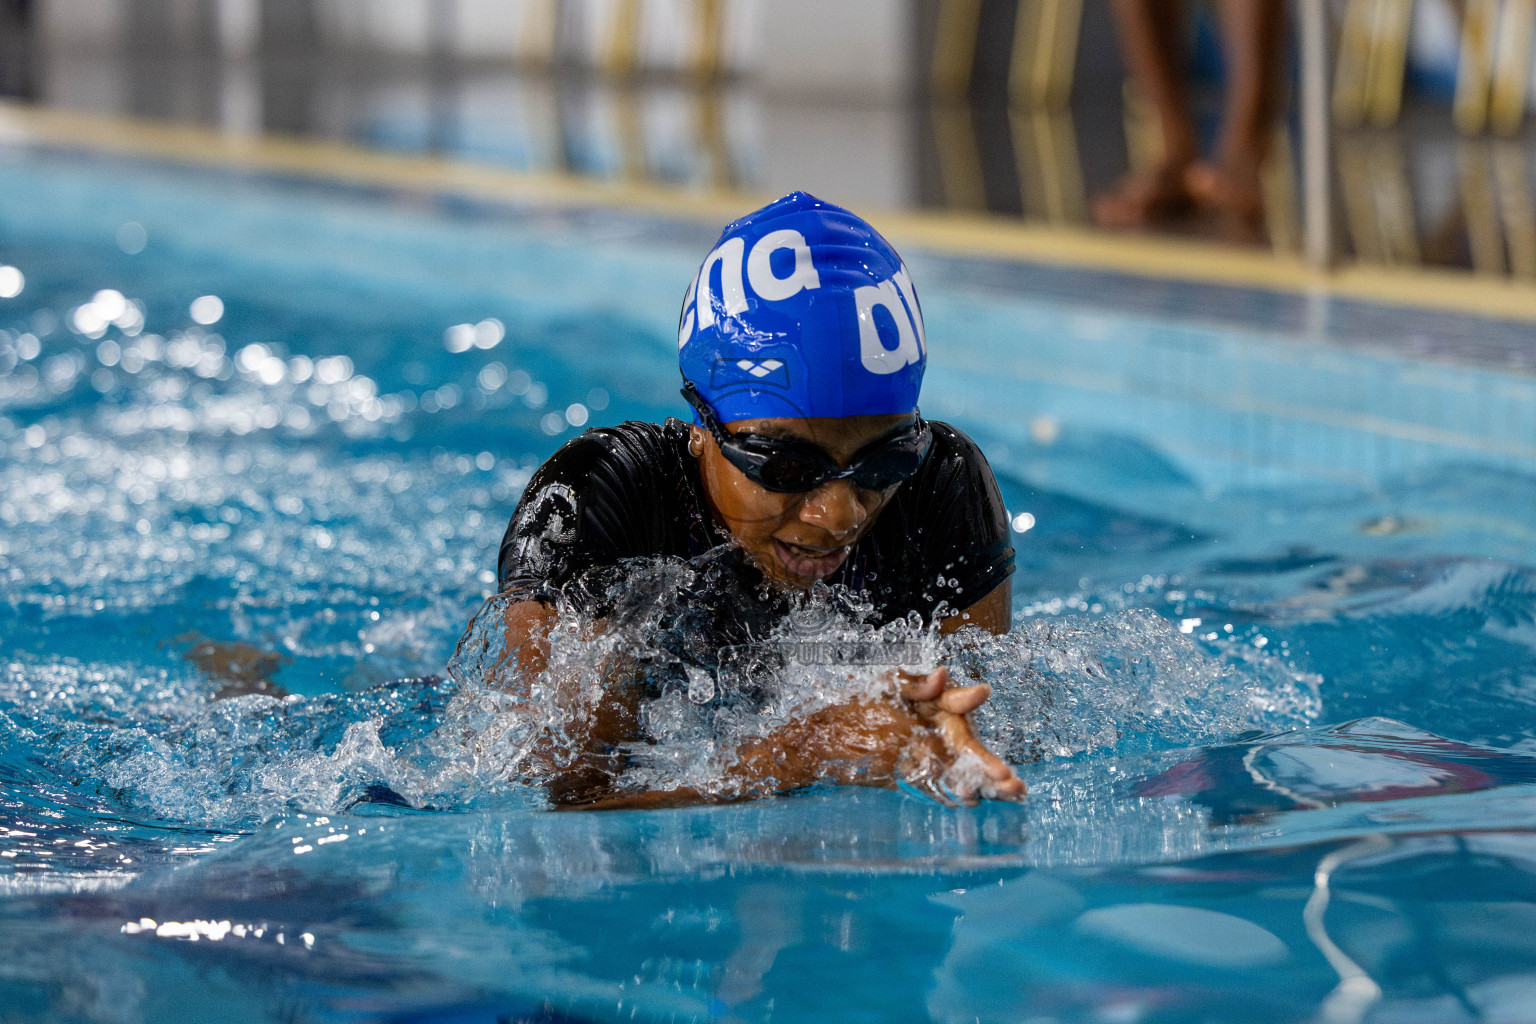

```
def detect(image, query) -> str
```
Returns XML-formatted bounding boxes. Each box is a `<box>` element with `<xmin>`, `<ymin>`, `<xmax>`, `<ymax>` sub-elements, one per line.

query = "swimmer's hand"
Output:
<box><xmin>556</xmin><ymin>666</ymin><xmax>1023</xmax><ymax>811</ymax></box>
<box><xmin>894</xmin><ymin>666</ymin><xmax>1026</xmax><ymax>805</ymax></box>
<box><xmin>715</xmin><ymin>665</ymin><xmax>1024</xmax><ymax>807</ymax></box>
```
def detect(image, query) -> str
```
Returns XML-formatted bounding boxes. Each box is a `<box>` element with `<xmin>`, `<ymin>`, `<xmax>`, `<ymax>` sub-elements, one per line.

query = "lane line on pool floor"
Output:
<box><xmin>5</xmin><ymin>100</ymin><xmax>1536</xmax><ymax>324</ymax></box>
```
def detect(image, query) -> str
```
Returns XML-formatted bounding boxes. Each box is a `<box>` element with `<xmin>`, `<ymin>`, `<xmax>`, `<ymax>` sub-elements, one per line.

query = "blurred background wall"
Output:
<box><xmin>17</xmin><ymin>0</ymin><xmax>1503</xmax><ymax>100</ymax></box>
<box><xmin>4</xmin><ymin>0</ymin><xmax>1533</xmax><ymax>278</ymax></box>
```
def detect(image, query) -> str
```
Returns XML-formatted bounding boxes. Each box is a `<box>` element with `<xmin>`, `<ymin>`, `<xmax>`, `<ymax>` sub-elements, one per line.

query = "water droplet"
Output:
<box><xmin>686</xmin><ymin>667</ymin><xmax>715</xmax><ymax>704</ymax></box>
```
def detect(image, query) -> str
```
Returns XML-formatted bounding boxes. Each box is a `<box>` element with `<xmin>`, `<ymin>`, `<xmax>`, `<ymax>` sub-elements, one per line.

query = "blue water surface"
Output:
<box><xmin>3</xmin><ymin>144</ymin><xmax>1536</xmax><ymax>1024</ymax></box>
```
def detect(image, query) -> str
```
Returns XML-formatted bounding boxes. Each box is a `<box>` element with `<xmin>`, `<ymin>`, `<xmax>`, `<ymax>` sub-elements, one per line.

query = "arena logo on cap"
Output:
<box><xmin>854</xmin><ymin>265</ymin><xmax>926</xmax><ymax>376</ymax></box>
<box><xmin>678</xmin><ymin>229</ymin><xmax>925</xmax><ymax>377</ymax></box>
<box><xmin>711</xmin><ymin>356</ymin><xmax>790</xmax><ymax>390</ymax></box>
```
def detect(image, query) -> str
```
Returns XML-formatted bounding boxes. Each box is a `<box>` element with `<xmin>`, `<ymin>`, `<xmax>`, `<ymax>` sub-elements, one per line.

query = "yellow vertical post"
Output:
<box><xmin>1375</xmin><ymin>136</ymin><xmax>1421</xmax><ymax>265</ymax></box>
<box><xmin>932</xmin><ymin>105</ymin><xmax>988</xmax><ymax>210</ymax></box>
<box><xmin>1455</xmin><ymin>0</ymin><xmax>1499</xmax><ymax>134</ymax></box>
<box><xmin>1010</xmin><ymin>0</ymin><xmax>1044</xmax><ymax>107</ymax></box>
<box><xmin>1012</xmin><ymin>106</ymin><xmax>1085</xmax><ymax>223</ymax></box>
<box><xmin>1336</xmin><ymin>134</ymin><xmax>1419</xmax><ymax>266</ymax></box>
<box><xmin>1122</xmin><ymin>79</ymin><xmax>1164</xmax><ymax>171</ymax></box>
<box><xmin>933</xmin><ymin>0</ymin><xmax>985</xmax><ymax>99</ymax></box>
<box><xmin>605</xmin><ymin>0</ymin><xmax>643</xmax><ymax>78</ymax></box>
<box><xmin>1459</xmin><ymin>141</ymin><xmax>1506</xmax><ymax>273</ymax></box>
<box><xmin>1007</xmin><ymin>0</ymin><xmax>1085</xmax><ymax>224</ymax></box>
<box><xmin>1336</xmin><ymin>136</ymin><xmax>1383</xmax><ymax>262</ymax></box>
<box><xmin>1333</xmin><ymin>0</ymin><xmax>1378</xmax><ymax>125</ymax></box>
<box><xmin>1495</xmin><ymin>142</ymin><xmax>1536</xmax><ymax>276</ymax></box>
<box><xmin>1038</xmin><ymin>107</ymin><xmax>1086</xmax><ymax>222</ymax></box>
<box><xmin>518</xmin><ymin>0</ymin><xmax>563</xmax><ymax>67</ymax></box>
<box><xmin>692</xmin><ymin>0</ymin><xmax>724</xmax><ymax>80</ymax></box>
<box><xmin>1366</xmin><ymin>0</ymin><xmax>1412</xmax><ymax>126</ymax></box>
<box><xmin>1490</xmin><ymin>0</ymin><xmax>1536</xmax><ymax>134</ymax></box>
<box><xmin>1042</xmin><ymin>0</ymin><xmax>1083</xmax><ymax>107</ymax></box>
<box><xmin>1010</xmin><ymin>0</ymin><xmax>1083</xmax><ymax>109</ymax></box>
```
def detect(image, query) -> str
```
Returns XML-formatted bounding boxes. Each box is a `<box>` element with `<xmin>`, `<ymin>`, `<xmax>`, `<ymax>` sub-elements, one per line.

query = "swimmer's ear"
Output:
<box><xmin>688</xmin><ymin>425</ymin><xmax>706</xmax><ymax>458</ymax></box>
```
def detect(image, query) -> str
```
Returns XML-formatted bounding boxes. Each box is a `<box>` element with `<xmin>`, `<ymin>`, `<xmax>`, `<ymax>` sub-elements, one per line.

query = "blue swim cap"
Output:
<box><xmin>678</xmin><ymin>192</ymin><xmax>926</xmax><ymax>424</ymax></box>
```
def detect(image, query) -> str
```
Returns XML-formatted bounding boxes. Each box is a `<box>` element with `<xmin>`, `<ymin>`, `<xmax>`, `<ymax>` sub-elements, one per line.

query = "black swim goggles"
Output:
<box><xmin>681</xmin><ymin>380</ymin><xmax>932</xmax><ymax>494</ymax></box>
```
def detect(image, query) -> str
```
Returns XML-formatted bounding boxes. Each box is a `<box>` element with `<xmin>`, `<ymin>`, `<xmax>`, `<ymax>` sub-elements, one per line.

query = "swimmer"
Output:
<box><xmin>494</xmin><ymin>192</ymin><xmax>1024</xmax><ymax>808</ymax></box>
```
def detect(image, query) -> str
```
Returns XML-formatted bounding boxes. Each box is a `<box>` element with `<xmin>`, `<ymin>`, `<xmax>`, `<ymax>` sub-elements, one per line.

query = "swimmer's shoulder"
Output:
<box><xmin>531</xmin><ymin>418</ymin><xmax>692</xmax><ymax>493</ymax></box>
<box><xmin>895</xmin><ymin>419</ymin><xmax>1007</xmax><ymax>521</ymax></box>
<box><xmin>917</xmin><ymin>419</ymin><xmax>995</xmax><ymax>478</ymax></box>
<box><xmin>500</xmin><ymin>419</ymin><xmax>697</xmax><ymax>588</ymax></box>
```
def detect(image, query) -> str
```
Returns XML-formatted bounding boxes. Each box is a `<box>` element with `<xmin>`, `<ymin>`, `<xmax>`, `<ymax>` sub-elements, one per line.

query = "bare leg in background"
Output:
<box><xmin>1093</xmin><ymin>0</ymin><xmax>1200</xmax><ymax>227</ymax></box>
<box><xmin>1094</xmin><ymin>0</ymin><xmax>1287</xmax><ymax>237</ymax></box>
<box><xmin>1186</xmin><ymin>0</ymin><xmax>1288</xmax><ymax>237</ymax></box>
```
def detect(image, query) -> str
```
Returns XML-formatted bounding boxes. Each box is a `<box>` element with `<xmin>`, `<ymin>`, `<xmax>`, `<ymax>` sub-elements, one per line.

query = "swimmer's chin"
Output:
<box><xmin>770</xmin><ymin>539</ymin><xmax>850</xmax><ymax>585</ymax></box>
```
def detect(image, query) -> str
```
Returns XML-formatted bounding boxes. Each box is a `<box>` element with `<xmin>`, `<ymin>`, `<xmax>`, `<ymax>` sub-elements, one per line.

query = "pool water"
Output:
<box><xmin>3</xmin><ymin>142</ymin><xmax>1536</xmax><ymax>1024</ymax></box>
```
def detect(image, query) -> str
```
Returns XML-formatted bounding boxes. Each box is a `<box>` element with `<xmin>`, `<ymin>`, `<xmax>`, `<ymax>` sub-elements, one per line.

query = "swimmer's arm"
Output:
<box><xmin>554</xmin><ymin>581</ymin><xmax>1022</xmax><ymax>811</ymax></box>
<box><xmin>498</xmin><ymin>599</ymin><xmax>643</xmax><ymax>802</ymax></box>
<box><xmin>939</xmin><ymin>578</ymin><xmax>1012</xmax><ymax>636</ymax></box>
<box><xmin>715</xmin><ymin>581</ymin><xmax>1023</xmax><ymax>806</ymax></box>
<box><xmin>572</xmin><ymin>668</ymin><xmax>1025</xmax><ymax>811</ymax></box>
<box><xmin>498</xmin><ymin>598</ymin><xmax>555</xmax><ymax>678</ymax></box>
<box><xmin>728</xmin><ymin>667</ymin><xmax>1023</xmax><ymax>803</ymax></box>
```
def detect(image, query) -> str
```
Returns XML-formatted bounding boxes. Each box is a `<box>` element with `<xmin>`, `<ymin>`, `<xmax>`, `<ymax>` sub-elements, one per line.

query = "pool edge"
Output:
<box><xmin>4</xmin><ymin>99</ymin><xmax>1536</xmax><ymax>324</ymax></box>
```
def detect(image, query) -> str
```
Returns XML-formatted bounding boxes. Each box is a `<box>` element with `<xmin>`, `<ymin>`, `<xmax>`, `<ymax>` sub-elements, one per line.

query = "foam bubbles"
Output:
<box><xmin>1</xmin><ymin>543</ymin><xmax>1322</xmax><ymax>836</ymax></box>
<box><xmin>964</xmin><ymin>609</ymin><xmax>1322</xmax><ymax>764</ymax></box>
<box><xmin>0</xmin><ymin>656</ymin><xmax>464</xmax><ymax>831</ymax></box>
<box><xmin>442</xmin><ymin>561</ymin><xmax>1319</xmax><ymax>805</ymax></box>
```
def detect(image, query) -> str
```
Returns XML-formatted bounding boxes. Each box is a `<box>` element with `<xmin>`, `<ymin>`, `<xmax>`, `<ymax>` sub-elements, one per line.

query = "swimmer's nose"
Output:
<box><xmin>798</xmin><ymin>478</ymin><xmax>867</xmax><ymax>540</ymax></box>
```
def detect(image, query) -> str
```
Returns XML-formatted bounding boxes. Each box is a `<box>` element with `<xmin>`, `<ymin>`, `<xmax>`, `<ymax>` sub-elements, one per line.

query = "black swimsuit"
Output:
<box><xmin>495</xmin><ymin>418</ymin><xmax>1014</xmax><ymax>803</ymax></box>
<box><xmin>497</xmin><ymin>417</ymin><xmax>1014</xmax><ymax>628</ymax></box>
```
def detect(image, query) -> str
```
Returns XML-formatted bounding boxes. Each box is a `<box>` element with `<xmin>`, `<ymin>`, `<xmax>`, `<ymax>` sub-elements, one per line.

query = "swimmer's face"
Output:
<box><xmin>691</xmin><ymin>413</ymin><xmax>913</xmax><ymax>589</ymax></box>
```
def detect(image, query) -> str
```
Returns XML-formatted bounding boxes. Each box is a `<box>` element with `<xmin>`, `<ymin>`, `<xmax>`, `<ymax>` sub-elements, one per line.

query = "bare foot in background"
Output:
<box><xmin>1185</xmin><ymin>158</ymin><xmax>1267</xmax><ymax>243</ymax></box>
<box><xmin>1092</xmin><ymin>164</ymin><xmax>1196</xmax><ymax>228</ymax></box>
<box><xmin>1099</xmin><ymin>0</ymin><xmax>1286</xmax><ymax>243</ymax></box>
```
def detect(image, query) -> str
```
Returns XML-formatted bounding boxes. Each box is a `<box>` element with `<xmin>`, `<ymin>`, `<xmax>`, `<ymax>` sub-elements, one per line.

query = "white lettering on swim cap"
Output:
<box><xmin>694</xmin><ymin>236</ymin><xmax>748</xmax><ymax>332</ymax></box>
<box><xmin>892</xmin><ymin>262</ymin><xmax>926</xmax><ymax>356</ymax></box>
<box><xmin>678</xmin><ymin>274</ymin><xmax>697</xmax><ymax>349</ymax></box>
<box><xmin>745</xmin><ymin>229</ymin><xmax>821</xmax><ymax>302</ymax></box>
<box><xmin>855</xmin><ymin>279</ymin><xmax>922</xmax><ymax>376</ymax></box>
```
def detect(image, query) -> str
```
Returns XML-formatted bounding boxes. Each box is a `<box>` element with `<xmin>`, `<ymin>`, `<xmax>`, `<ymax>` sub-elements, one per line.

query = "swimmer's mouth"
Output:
<box><xmin>772</xmin><ymin>539</ymin><xmax>850</xmax><ymax>581</ymax></box>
